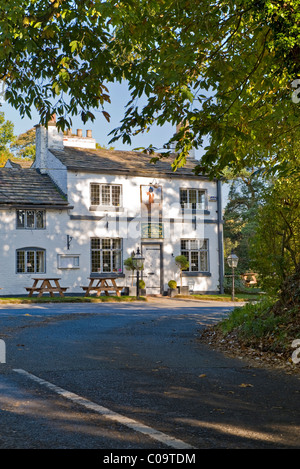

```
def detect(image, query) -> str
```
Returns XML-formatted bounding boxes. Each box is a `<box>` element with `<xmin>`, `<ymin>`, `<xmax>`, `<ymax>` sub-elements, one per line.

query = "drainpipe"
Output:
<box><xmin>217</xmin><ymin>179</ymin><xmax>224</xmax><ymax>293</ymax></box>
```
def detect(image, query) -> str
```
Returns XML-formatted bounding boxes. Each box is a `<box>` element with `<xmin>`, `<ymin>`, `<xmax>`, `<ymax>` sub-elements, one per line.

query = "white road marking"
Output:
<box><xmin>13</xmin><ymin>368</ymin><xmax>195</xmax><ymax>449</ymax></box>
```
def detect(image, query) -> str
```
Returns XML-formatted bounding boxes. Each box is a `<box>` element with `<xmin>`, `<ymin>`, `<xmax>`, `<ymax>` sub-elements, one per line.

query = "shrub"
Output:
<box><xmin>168</xmin><ymin>280</ymin><xmax>177</xmax><ymax>289</ymax></box>
<box><xmin>139</xmin><ymin>279</ymin><xmax>145</xmax><ymax>289</ymax></box>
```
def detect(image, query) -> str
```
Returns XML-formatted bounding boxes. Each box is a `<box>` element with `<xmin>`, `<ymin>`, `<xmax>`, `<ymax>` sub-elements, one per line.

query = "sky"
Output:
<box><xmin>1</xmin><ymin>81</ymin><xmax>177</xmax><ymax>155</ymax></box>
<box><xmin>0</xmin><ymin>81</ymin><xmax>229</xmax><ymax>206</ymax></box>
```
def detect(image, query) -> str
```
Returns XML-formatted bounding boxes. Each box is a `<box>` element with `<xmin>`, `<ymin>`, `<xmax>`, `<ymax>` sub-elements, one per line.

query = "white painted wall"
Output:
<box><xmin>0</xmin><ymin>171</ymin><xmax>221</xmax><ymax>295</ymax></box>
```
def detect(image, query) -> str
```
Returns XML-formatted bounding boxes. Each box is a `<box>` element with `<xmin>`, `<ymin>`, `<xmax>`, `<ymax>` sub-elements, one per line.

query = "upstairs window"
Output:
<box><xmin>17</xmin><ymin>210</ymin><xmax>46</xmax><ymax>229</ymax></box>
<box><xmin>90</xmin><ymin>184</ymin><xmax>122</xmax><ymax>208</ymax></box>
<box><xmin>180</xmin><ymin>189</ymin><xmax>206</xmax><ymax>210</ymax></box>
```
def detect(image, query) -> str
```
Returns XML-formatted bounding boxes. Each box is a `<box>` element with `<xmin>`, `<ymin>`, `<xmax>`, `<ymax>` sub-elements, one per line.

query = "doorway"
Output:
<box><xmin>142</xmin><ymin>243</ymin><xmax>162</xmax><ymax>295</ymax></box>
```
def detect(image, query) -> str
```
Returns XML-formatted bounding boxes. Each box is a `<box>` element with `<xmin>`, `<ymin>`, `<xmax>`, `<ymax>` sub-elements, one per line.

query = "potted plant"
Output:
<box><xmin>167</xmin><ymin>280</ymin><xmax>178</xmax><ymax>297</ymax></box>
<box><xmin>175</xmin><ymin>255</ymin><xmax>189</xmax><ymax>294</ymax></box>
<box><xmin>139</xmin><ymin>279</ymin><xmax>146</xmax><ymax>296</ymax></box>
<box><xmin>123</xmin><ymin>257</ymin><xmax>136</xmax><ymax>296</ymax></box>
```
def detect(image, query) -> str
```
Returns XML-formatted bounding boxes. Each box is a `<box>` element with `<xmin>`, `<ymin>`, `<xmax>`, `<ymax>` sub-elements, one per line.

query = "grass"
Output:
<box><xmin>176</xmin><ymin>292</ymin><xmax>262</xmax><ymax>302</ymax></box>
<box><xmin>214</xmin><ymin>295</ymin><xmax>300</xmax><ymax>355</ymax></box>
<box><xmin>0</xmin><ymin>295</ymin><xmax>147</xmax><ymax>304</ymax></box>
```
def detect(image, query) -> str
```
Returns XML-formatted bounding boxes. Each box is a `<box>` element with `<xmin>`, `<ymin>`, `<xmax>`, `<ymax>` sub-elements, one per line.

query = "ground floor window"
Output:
<box><xmin>91</xmin><ymin>238</ymin><xmax>122</xmax><ymax>273</ymax></box>
<box><xmin>180</xmin><ymin>239</ymin><xmax>209</xmax><ymax>272</ymax></box>
<box><xmin>16</xmin><ymin>248</ymin><xmax>46</xmax><ymax>273</ymax></box>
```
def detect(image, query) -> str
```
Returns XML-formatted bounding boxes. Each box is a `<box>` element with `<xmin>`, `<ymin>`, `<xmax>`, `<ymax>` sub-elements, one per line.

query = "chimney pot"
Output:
<box><xmin>86</xmin><ymin>129</ymin><xmax>92</xmax><ymax>138</ymax></box>
<box><xmin>77</xmin><ymin>129</ymin><xmax>82</xmax><ymax>137</ymax></box>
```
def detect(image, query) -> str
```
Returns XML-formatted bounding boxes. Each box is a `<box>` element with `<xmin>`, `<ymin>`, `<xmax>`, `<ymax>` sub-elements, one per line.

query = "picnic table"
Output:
<box><xmin>26</xmin><ymin>278</ymin><xmax>68</xmax><ymax>298</ymax></box>
<box><xmin>81</xmin><ymin>277</ymin><xmax>123</xmax><ymax>297</ymax></box>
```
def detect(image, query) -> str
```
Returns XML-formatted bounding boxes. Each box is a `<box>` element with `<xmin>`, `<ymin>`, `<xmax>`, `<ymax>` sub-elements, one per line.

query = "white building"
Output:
<box><xmin>0</xmin><ymin>118</ymin><xmax>224</xmax><ymax>296</ymax></box>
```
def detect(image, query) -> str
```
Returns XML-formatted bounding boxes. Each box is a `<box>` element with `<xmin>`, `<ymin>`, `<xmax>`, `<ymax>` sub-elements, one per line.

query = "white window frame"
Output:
<box><xmin>180</xmin><ymin>188</ymin><xmax>207</xmax><ymax>210</ymax></box>
<box><xmin>16</xmin><ymin>248</ymin><xmax>46</xmax><ymax>274</ymax></box>
<box><xmin>91</xmin><ymin>238</ymin><xmax>123</xmax><ymax>274</ymax></box>
<box><xmin>90</xmin><ymin>183</ymin><xmax>122</xmax><ymax>209</ymax></box>
<box><xmin>16</xmin><ymin>209</ymin><xmax>46</xmax><ymax>229</ymax></box>
<box><xmin>180</xmin><ymin>239</ymin><xmax>209</xmax><ymax>272</ymax></box>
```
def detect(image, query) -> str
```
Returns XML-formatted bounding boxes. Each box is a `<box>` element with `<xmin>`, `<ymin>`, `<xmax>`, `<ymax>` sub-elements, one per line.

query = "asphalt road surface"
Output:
<box><xmin>0</xmin><ymin>297</ymin><xmax>299</xmax><ymax>454</ymax></box>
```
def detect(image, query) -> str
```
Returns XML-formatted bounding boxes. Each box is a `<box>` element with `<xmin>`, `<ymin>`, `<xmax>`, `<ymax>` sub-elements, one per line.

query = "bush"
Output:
<box><xmin>168</xmin><ymin>280</ymin><xmax>177</xmax><ymax>289</ymax></box>
<box><xmin>139</xmin><ymin>279</ymin><xmax>145</xmax><ymax>289</ymax></box>
<box><xmin>223</xmin><ymin>275</ymin><xmax>249</xmax><ymax>294</ymax></box>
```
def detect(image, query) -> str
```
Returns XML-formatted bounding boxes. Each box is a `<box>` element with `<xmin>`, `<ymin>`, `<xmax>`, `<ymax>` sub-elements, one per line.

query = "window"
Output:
<box><xmin>57</xmin><ymin>254</ymin><xmax>80</xmax><ymax>269</ymax></box>
<box><xmin>180</xmin><ymin>189</ymin><xmax>206</xmax><ymax>210</ymax></box>
<box><xmin>90</xmin><ymin>184</ymin><xmax>122</xmax><ymax>207</ymax></box>
<box><xmin>17</xmin><ymin>210</ymin><xmax>45</xmax><ymax>229</ymax></box>
<box><xmin>91</xmin><ymin>238</ymin><xmax>122</xmax><ymax>273</ymax></box>
<box><xmin>16</xmin><ymin>248</ymin><xmax>45</xmax><ymax>273</ymax></box>
<box><xmin>181</xmin><ymin>239</ymin><xmax>209</xmax><ymax>272</ymax></box>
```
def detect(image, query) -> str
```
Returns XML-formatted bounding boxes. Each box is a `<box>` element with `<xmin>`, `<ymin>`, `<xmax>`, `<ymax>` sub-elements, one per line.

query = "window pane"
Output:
<box><xmin>36</xmin><ymin>211</ymin><xmax>45</xmax><ymax>229</ymax></box>
<box><xmin>101</xmin><ymin>185</ymin><xmax>111</xmax><ymax>205</ymax></box>
<box><xmin>190</xmin><ymin>240</ymin><xmax>198</xmax><ymax>249</ymax></box>
<box><xmin>17</xmin><ymin>210</ymin><xmax>25</xmax><ymax>228</ymax></box>
<box><xmin>198</xmin><ymin>191</ymin><xmax>205</xmax><ymax>208</ymax></box>
<box><xmin>36</xmin><ymin>251</ymin><xmax>45</xmax><ymax>273</ymax></box>
<box><xmin>180</xmin><ymin>189</ymin><xmax>188</xmax><ymax>206</ymax></box>
<box><xmin>181</xmin><ymin>240</ymin><xmax>188</xmax><ymax>250</ymax></box>
<box><xmin>91</xmin><ymin>238</ymin><xmax>100</xmax><ymax>250</ymax></box>
<box><xmin>191</xmin><ymin>251</ymin><xmax>199</xmax><ymax>271</ymax></box>
<box><xmin>91</xmin><ymin>184</ymin><xmax>100</xmax><ymax>205</ymax></box>
<box><xmin>17</xmin><ymin>251</ymin><xmax>25</xmax><ymax>272</ymax></box>
<box><xmin>91</xmin><ymin>251</ymin><xmax>101</xmax><ymax>272</ymax></box>
<box><xmin>102</xmin><ymin>251</ymin><xmax>111</xmax><ymax>272</ymax></box>
<box><xmin>112</xmin><ymin>239</ymin><xmax>121</xmax><ymax>250</ymax></box>
<box><xmin>26</xmin><ymin>211</ymin><xmax>35</xmax><ymax>229</ymax></box>
<box><xmin>112</xmin><ymin>186</ymin><xmax>121</xmax><ymax>206</ymax></box>
<box><xmin>200</xmin><ymin>239</ymin><xmax>208</xmax><ymax>249</ymax></box>
<box><xmin>189</xmin><ymin>189</ymin><xmax>197</xmax><ymax>206</ymax></box>
<box><xmin>181</xmin><ymin>250</ymin><xmax>189</xmax><ymax>261</ymax></box>
<box><xmin>112</xmin><ymin>251</ymin><xmax>121</xmax><ymax>271</ymax></box>
<box><xmin>102</xmin><ymin>239</ymin><xmax>111</xmax><ymax>249</ymax></box>
<box><xmin>200</xmin><ymin>251</ymin><xmax>208</xmax><ymax>271</ymax></box>
<box><xmin>26</xmin><ymin>251</ymin><xmax>35</xmax><ymax>272</ymax></box>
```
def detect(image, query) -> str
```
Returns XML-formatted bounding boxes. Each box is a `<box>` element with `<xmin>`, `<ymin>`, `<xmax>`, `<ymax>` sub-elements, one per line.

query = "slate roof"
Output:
<box><xmin>0</xmin><ymin>168</ymin><xmax>69</xmax><ymax>208</ymax></box>
<box><xmin>5</xmin><ymin>159</ymin><xmax>33</xmax><ymax>169</ymax></box>
<box><xmin>50</xmin><ymin>147</ymin><xmax>207</xmax><ymax>179</ymax></box>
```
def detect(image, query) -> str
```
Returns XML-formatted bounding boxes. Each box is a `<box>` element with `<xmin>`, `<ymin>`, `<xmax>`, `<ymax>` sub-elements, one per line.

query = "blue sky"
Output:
<box><xmin>1</xmin><ymin>81</ymin><xmax>179</xmax><ymax>155</ymax></box>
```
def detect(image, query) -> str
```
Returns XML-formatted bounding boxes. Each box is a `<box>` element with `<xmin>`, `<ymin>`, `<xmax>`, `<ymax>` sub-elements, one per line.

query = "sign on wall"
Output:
<box><xmin>140</xmin><ymin>185</ymin><xmax>162</xmax><ymax>205</ymax></box>
<box><xmin>141</xmin><ymin>223</ymin><xmax>164</xmax><ymax>239</ymax></box>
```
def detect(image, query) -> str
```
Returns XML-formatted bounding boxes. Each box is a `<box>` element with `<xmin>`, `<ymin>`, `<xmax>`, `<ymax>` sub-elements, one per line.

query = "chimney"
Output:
<box><xmin>35</xmin><ymin>125</ymin><xmax>48</xmax><ymax>174</ymax></box>
<box><xmin>34</xmin><ymin>115</ymin><xmax>64</xmax><ymax>173</ymax></box>
<box><xmin>47</xmin><ymin>115</ymin><xmax>64</xmax><ymax>150</ymax></box>
<box><xmin>63</xmin><ymin>127</ymin><xmax>96</xmax><ymax>149</ymax></box>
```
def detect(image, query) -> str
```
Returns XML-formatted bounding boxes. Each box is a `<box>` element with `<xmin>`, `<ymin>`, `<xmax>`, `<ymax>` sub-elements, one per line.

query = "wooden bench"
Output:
<box><xmin>26</xmin><ymin>278</ymin><xmax>68</xmax><ymax>298</ymax></box>
<box><xmin>81</xmin><ymin>277</ymin><xmax>123</xmax><ymax>297</ymax></box>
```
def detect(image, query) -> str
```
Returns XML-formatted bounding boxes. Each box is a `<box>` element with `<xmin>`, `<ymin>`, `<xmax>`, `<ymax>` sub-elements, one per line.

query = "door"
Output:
<box><xmin>143</xmin><ymin>244</ymin><xmax>161</xmax><ymax>295</ymax></box>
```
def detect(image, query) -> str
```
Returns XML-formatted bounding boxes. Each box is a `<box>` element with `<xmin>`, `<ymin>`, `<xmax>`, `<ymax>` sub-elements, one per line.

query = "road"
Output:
<box><xmin>0</xmin><ymin>297</ymin><xmax>299</xmax><ymax>453</ymax></box>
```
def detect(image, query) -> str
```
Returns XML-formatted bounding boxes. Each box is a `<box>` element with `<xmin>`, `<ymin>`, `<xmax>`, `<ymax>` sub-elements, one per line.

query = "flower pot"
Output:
<box><xmin>168</xmin><ymin>288</ymin><xmax>178</xmax><ymax>297</ymax></box>
<box><xmin>178</xmin><ymin>286</ymin><xmax>189</xmax><ymax>295</ymax></box>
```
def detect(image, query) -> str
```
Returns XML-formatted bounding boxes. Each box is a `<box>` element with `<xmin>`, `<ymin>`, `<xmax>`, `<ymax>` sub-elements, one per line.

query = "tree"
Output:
<box><xmin>0</xmin><ymin>111</ymin><xmax>15</xmax><ymax>166</ymax></box>
<box><xmin>124</xmin><ymin>257</ymin><xmax>136</xmax><ymax>287</ymax></box>
<box><xmin>0</xmin><ymin>0</ymin><xmax>300</xmax><ymax>177</ymax></box>
<box><xmin>250</xmin><ymin>176</ymin><xmax>300</xmax><ymax>293</ymax></box>
<box><xmin>10</xmin><ymin>128</ymin><xmax>35</xmax><ymax>159</ymax></box>
<box><xmin>223</xmin><ymin>168</ymin><xmax>268</xmax><ymax>273</ymax></box>
<box><xmin>175</xmin><ymin>255</ymin><xmax>189</xmax><ymax>288</ymax></box>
